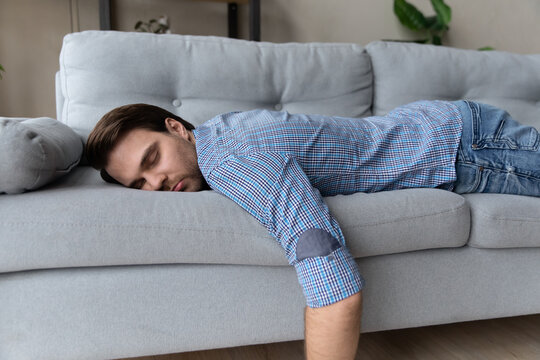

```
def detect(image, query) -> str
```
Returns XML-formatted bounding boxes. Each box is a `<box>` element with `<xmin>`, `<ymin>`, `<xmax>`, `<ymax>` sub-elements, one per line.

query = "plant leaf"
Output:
<box><xmin>394</xmin><ymin>0</ymin><xmax>427</xmax><ymax>31</ymax></box>
<box><xmin>425</xmin><ymin>15</ymin><xmax>437</xmax><ymax>29</ymax></box>
<box><xmin>431</xmin><ymin>0</ymin><xmax>452</xmax><ymax>26</ymax></box>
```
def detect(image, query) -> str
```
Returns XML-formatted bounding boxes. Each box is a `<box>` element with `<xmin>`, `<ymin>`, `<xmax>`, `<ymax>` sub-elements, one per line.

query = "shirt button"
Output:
<box><xmin>172</xmin><ymin>99</ymin><xmax>182</xmax><ymax>107</ymax></box>
<box><xmin>274</xmin><ymin>104</ymin><xmax>283</xmax><ymax>111</ymax></box>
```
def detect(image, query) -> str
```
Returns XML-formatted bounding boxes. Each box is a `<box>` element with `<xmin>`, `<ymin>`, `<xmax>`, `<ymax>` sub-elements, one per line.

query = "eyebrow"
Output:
<box><xmin>128</xmin><ymin>141</ymin><xmax>157</xmax><ymax>189</ymax></box>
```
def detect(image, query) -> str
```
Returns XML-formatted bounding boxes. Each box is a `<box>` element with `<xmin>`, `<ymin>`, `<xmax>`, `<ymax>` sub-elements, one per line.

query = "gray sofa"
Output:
<box><xmin>1</xmin><ymin>31</ymin><xmax>540</xmax><ymax>360</ymax></box>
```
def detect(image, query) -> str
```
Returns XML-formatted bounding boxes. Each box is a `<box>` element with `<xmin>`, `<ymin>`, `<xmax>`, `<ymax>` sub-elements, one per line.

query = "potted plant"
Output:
<box><xmin>135</xmin><ymin>16</ymin><xmax>171</xmax><ymax>34</ymax></box>
<box><xmin>393</xmin><ymin>0</ymin><xmax>493</xmax><ymax>50</ymax></box>
<box><xmin>393</xmin><ymin>0</ymin><xmax>451</xmax><ymax>45</ymax></box>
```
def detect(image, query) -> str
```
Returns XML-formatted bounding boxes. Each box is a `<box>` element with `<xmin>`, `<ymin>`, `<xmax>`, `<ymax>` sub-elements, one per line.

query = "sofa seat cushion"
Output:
<box><xmin>0</xmin><ymin>167</ymin><xmax>470</xmax><ymax>273</ymax></box>
<box><xmin>464</xmin><ymin>193</ymin><xmax>540</xmax><ymax>249</ymax></box>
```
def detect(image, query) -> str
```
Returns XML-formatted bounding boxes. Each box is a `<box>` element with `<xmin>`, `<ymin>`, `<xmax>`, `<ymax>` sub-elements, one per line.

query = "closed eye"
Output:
<box><xmin>150</xmin><ymin>149</ymin><xmax>160</xmax><ymax>167</ymax></box>
<box><xmin>128</xmin><ymin>142</ymin><xmax>159</xmax><ymax>189</ymax></box>
<box><xmin>136</xmin><ymin>149</ymin><xmax>159</xmax><ymax>189</ymax></box>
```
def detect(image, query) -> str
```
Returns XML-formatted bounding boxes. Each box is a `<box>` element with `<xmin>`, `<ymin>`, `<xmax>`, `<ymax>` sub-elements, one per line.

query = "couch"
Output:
<box><xmin>1</xmin><ymin>31</ymin><xmax>539</xmax><ymax>360</ymax></box>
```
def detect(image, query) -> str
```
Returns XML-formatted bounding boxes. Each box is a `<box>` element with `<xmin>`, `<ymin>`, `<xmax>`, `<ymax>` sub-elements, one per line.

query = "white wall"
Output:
<box><xmin>1</xmin><ymin>0</ymin><xmax>539</xmax><ymax>117</ymax></box>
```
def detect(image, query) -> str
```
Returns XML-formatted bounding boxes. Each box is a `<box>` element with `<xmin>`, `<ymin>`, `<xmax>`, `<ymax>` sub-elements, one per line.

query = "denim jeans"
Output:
<box><xmin>452</xmin><ymin>100</ymin><xmax>540</xmax><ymax>196</ymax></box>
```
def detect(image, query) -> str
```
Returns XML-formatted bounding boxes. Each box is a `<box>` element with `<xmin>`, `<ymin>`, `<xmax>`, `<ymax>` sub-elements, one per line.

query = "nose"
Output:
<box><xmin>143</xmin><ymin>172</ymin><xmax>167</xmax><ymax>191</ymax></box>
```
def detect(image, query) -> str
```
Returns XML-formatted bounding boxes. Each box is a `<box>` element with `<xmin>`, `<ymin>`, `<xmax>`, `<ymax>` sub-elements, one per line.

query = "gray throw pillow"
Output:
<box><xmin>0</xmin><ymin>117</ymin><xmax>83</xmax><ymax>194</ymax></box>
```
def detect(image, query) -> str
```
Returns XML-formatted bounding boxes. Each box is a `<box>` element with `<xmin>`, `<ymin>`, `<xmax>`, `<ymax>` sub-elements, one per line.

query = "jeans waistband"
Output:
<box><xmin>452</xmin><ymin>100</ymin><xmax>475</xmax><ymax>157</ymax></box>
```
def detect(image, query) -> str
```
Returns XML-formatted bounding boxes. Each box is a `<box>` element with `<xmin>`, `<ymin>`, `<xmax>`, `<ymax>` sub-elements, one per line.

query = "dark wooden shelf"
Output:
<box><xmin>99</xmin><ymin>0</ymin><xmax>261</xmax><ymax>41</ymax></box>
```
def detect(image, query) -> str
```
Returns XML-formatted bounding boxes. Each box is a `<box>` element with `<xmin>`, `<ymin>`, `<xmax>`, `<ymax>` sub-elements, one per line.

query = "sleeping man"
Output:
<box><xmin>85</xmin><ymin>100</ymin><xmax>540</xmax><ymax>360</ymax></box>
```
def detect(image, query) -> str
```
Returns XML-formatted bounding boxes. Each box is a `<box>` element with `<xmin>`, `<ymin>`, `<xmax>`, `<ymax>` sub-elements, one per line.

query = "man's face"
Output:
<box><xmin>105</xmin><ymin>118</ymin><xmax>206</xmax><ymax>192</ymax></box>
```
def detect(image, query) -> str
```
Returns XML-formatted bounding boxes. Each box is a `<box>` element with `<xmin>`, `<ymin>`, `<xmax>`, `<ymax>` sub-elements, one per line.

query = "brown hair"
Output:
<box><xmin>85</xmin><ymin>103</ymin><xmax>194</xmax><ymax>183</ymax></box>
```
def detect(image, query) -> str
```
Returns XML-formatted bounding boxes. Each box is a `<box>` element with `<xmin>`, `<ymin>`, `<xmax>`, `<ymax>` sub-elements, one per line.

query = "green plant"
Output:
<box><xmin>394</xmin><ymin>0</ymin><xmax>451</xmax><ymax>45</ymax></box>
<box><xmin>135</xmin><ymin>16</ymin><xmax>170</xmax><ymax>34</ymax></box>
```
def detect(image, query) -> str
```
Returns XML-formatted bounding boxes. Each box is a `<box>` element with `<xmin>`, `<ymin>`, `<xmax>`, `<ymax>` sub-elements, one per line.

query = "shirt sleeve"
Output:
<box><xmin>206</xmin><ymin>152</ymin><xmax>364</xmax><ymax>308</ymax></box>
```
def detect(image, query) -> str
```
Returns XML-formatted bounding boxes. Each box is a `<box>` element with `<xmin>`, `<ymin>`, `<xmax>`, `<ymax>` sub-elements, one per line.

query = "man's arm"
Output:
<box><xmin>207</xmin><ymin>152</ymin><xmax>364</xmax><ymax>359</ymax></box>
<box><xmin>207</xmin><ymin>152</ymin><xmax>363</xmax><ymax>305</ymax></box>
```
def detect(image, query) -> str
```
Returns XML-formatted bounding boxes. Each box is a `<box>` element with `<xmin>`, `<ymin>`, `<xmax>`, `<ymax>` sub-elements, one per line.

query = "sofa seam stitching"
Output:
<box><xmin>0</xmin><ymin>221</ymin><xmax>271</xmax><ymax>238</ymax></box>
<box><xmin>471</xmin><ymin>209</ymin><xmax>540</xmax><ymax>223</ymax></box>
<box><xmin>342</xmin><ymin>200</ymin><xmax>468</xmax><ymax>229</ymax></box>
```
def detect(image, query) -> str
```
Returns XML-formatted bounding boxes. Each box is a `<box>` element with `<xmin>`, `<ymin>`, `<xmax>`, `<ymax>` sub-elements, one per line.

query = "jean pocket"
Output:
<box><xmin>453</xmin><ymin>162</ymin><xmax>482</xmax><ymax>194</ymax></box>
<box><xmin>472</xmin><ymin>106</ymin><xmax>540</xmax><ymax>151</ymax></box>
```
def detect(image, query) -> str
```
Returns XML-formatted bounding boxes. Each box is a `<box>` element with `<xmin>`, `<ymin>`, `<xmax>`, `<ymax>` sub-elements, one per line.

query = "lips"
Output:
<box><xmin>172</xmin><ymin>180</ymin><xmax>183</xmax><ymax>192</ymax></box>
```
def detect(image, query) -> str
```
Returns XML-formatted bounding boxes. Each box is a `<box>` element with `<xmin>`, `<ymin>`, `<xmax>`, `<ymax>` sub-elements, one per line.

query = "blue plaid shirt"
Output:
<box><xmin>193</xmin><ymin>100</ymin><xmax>463</xmax><ymax>307</ymax></box>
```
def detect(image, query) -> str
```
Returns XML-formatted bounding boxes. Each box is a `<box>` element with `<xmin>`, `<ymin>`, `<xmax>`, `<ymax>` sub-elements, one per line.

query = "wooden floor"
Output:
<box><xmin>120</xmin><ymin>314</ymin><xmax>540</xmax><ymax>360</ymax></box>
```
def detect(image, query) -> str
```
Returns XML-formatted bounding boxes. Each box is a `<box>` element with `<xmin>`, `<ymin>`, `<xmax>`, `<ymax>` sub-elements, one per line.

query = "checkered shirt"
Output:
<box><xmin>193</xmin><ymin>100</ymin><xmax>463</xmax><ymax>308</ymax></box>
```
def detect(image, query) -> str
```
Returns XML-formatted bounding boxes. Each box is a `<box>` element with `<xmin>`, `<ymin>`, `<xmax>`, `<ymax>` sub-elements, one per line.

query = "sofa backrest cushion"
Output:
<box><xmin>58</xmin><ymin>31</ymin><xmax>373</xmax><ymax>140</ymax></box>
<box><xmin>366</xmin><ymin>41</ymin><xmax>540</xmax><ymax>128</ymax></box>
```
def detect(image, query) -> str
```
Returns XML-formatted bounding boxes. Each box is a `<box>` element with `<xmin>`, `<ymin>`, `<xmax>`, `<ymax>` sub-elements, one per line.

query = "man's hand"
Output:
<box><xmin>304</xmin><ymin>291</ymin><xmax>363</xmax><ymax>360</ymax></box>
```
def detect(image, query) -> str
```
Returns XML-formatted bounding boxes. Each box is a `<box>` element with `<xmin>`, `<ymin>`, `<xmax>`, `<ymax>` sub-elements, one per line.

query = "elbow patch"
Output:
<box><xmin>296</xmin><ymin>228</ymin><xmax>341</xmax><ymax>261</ymax></box>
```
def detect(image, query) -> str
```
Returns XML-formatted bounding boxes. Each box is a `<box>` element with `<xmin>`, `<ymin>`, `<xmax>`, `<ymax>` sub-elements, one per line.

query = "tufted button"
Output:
<box><xmin>172</xmin><ymin>99</ymin><xmax>182</xmax><ymax>107</ymax></box>
<box><xmin>274</xmin><ymin>103</ymin><xmax>283</xmax><ymax>111</ymax></box>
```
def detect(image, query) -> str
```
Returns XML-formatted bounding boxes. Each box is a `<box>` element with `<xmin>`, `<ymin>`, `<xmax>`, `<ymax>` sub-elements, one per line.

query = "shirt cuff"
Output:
<box><xmin>294</xmin><ymin>246</ymin><xmax>365</xmax><ymax>308</ymax></box>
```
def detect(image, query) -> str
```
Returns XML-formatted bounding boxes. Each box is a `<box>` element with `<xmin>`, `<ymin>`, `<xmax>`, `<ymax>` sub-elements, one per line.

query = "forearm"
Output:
<box><xmin>305</xmin><ymin>291</ymin><xmax>363</xmax><ymax>360</ymax></box>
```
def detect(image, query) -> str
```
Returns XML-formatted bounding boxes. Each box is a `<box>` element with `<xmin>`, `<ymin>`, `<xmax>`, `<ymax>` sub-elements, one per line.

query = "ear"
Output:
<box><xmin>164</xmin><ymin>117</ymin><xmax>189</xmax><ymax>140</ymax></box>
